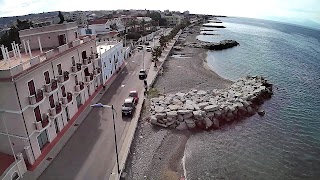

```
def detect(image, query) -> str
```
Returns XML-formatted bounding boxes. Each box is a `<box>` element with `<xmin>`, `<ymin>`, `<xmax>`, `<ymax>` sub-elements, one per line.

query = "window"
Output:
<box><xmin>106</xmin><ymin>75</ymin><xmax>108</xmax><ymax>79</ymax></box>
<box><xmin>34</xmin><ymin>106</ymin><xmax>41</xmax><ymax>122</ymax></box>
<box><xmin>104</xmin><ymin>62</ymin><xmax>106</xmax><ymax>67</ymax></box>
<box><xmin>61</xmin><ymin>86</ymin><xmax>66</xmax><ymax>97</ymax></box>
<box><xmin>44</xmin><ymin>71</ymin><xmax>50</xmax><ymax>84</ymax></box>
<box><xmin>11</xmin><ymin>171</ymin><xmax>19</xmax><ymax>180</ymax></box>
<box><xmin>71</xmin><ymin>56</ymin><xmax>75</xmax><ymax>66</ymax></box>
<box><xmin>75</xmin><ymin>31</ymin><xmax>78</xmax><ymax>38</ymax></box>
<box><xmin>28</xmin><ymin>80</ymin><xmax>36</xmax><ymax>95</ymax></box>
<box><xmin>49</xmin><ymin>95</ymin><xmax>54</xmax><ymax>108</ymax></box>
<box><xmin>57</xmin><ymin>64</ymin><xmax>62</xmax><ymax>75</ymax></box>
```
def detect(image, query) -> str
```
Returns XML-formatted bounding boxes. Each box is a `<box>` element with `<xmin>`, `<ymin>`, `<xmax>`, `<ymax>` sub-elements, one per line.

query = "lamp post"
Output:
<box><xmin>124</xmin><ymin>34</ymin><xmax>128</xmax><ymax>47</ymax></box>
<box><xmin>90</xmin><ymin>103</ymin><xmax>120</xmax><ymax>176</ymax></box>
<box><xmin>0</xmin><ymin>110</ymin><xmax>23</xmax><ymax>178</ymax></box>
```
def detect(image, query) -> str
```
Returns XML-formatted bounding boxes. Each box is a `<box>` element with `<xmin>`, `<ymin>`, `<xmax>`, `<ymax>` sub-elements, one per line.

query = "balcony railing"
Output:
<box><xmin>61</xmin><ymin>92</ymin><xmax>73</xmax><ymax>105</ymax></box>
<box><xmin>70</xmin><ymin>63</ymin><xmax>82</xmax><ymax>74</ymax></box>
<box><xmin>49</xmin><ymin>102</ymin><xmax>62</xmax><ymax>118</ymax></box>
<box><xmin>93</xmin><ymin>68</ymin><xmax>101</xmax><ymax>76</ymax></box>
<box><xmin>84</xmin><ymin>73</ymin><xmax>94</xmax><ymax>83</ymax></box>
<box><xmin>35</xmin><ymin>113</ymin><xmax>50</xmax><ymax>131</ymax></box>
<box><xmin>75</xmin><ymin>82</ymin><xmax>85</xmax><ymax>92</ymax></box>
<box><xmin>44</xmin><ymin>79</ymin><xmax>58</xmax><ymax>94</ymax></box>
<box><xmin>28</xmin><ymin>88</ymin><xmax>44</xmax><ymax>105</ymax></box>
<box><xmin>58</xmin><ymin>71</ymin><xmax>70</xmax><ymax>84</ymax></box>
<box><xmin>82</xmin><ymin>58</ymin><xmax>92</xmax><ymax>66</ymax></box>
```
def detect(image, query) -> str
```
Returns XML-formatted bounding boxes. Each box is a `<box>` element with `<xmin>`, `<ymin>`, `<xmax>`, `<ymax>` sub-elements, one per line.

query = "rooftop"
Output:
<box><xmin>0</xmin><ymin>35</ymin><xmax>96</xmax><ymax>80</ymax></box>
<box><xmin>0</xmin><ymin>152</ymin><xmax>14</xmax><ymax>175</ymax></box>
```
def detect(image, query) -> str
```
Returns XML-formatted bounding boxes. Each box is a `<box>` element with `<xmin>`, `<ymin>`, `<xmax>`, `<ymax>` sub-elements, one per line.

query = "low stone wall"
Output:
<box><xmin>149</xmin><ymin>76</ymin><xmax>273</xmax><ymax>130</ymax></box>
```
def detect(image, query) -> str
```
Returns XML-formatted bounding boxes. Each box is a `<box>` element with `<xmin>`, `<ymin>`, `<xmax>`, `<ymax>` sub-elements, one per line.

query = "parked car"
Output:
<box><xmin>137</xmin><ymin>45</ymin><xmax>143</xmax><ymax>50</ymax></box>
<box><xmin>144</xmin><ymin>41</ymin><xmax>150</xmax><ymax>45</ymax></box>
<box><xmin>146</xmin><ymin>46</ymin><xmax>152</xmax><ymax>52</ymax></box>
<box><xmin>139</xmin><ymin>69</ymin><xmax>147</xmax><ymax>80</ymax></box>
<box><xmin>122</xmin><ymin>97</ymin><xmax>136</xmax><ymax>116</ymax></box>
<box><xmin>129</xmin><ymin>90</ymin><xmax>139</xmax><ymax>104</ymax></box>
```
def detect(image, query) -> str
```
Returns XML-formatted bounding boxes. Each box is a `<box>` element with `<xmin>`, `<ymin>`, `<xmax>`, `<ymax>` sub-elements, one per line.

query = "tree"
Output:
<box><xmin>58</xmin><ymin>11</ymin><xmax>65</xmax><ymax>24</ymax></box>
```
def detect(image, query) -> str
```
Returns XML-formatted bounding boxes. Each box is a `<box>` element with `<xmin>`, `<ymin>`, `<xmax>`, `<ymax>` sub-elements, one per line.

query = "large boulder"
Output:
<box><xmin>155</xmin><ymin>113</ymin><xmax>166</xmax><ymax>119</ymax></box>
<box><xmin>198</xmin><ymin>102</ymin><xmax>209</xmax><ymax>109</ymax></box>
<box><xmin>197</xmin><ymin>90</ymin><xmax>207</xmax><ymax>96</ymax></box>
<box><xmin>168</xmin><ymin>104</ymin><xmax>180</xmax><ymax>111</ymax></box>
<box><xmin>203</xmin><ymin>117</ymin><xmax>213</xmax><ymax>129</ymax></box>
<box><xmin>177</xmin><ymin>109</ymin><xmax>192</xmax><ymax>114</ymax></box>
<box><xmin>166</xmin><ymin>111</ymin><xmax>178</xmax><ymax>118</ymax></box>
<box><xmin>150</xmin><ymin>116</ymin><xmax>157</xmax><ymax>124</ymax></box>
<box><xmin>176</xmin><ymin>121</ymin><xmax>188</xmax><ymax>130</ymax></box>
<box><xmin>204</xmin><ymin>105</ymin><xmax>219</xmax><ymax>112</ymax></box>
<box><xmin>206</xmin><ymin>112</ymin><xmax>215</xmax><ymax>118</ymax></box>
<box><xmin>212</xmin><ymin>118</ymin><xmax>220</xmax><ymax>128</ymax></box>
<box><xmin>155</xmin><ymin>106</ymin><xmax>165</xmax><ymax>113</ymax></box>
<box><xmin>185</xmin><ymin>104</ymin><xmax>195</xmax><ymax>110</ymax></box>
<box><xmin>177</xmin><ymin>114</ymin><xmax>184</xmax><ymax>122</ymax></box>
<box><xmin>183</xmin><ymin>113</ymin><xmax>193</xmax><ymax>119</ymax></box>
<box><xmin>185</xmin><ymin>118</ymin><xmax>196</xmax><ymax>129</ymax></box>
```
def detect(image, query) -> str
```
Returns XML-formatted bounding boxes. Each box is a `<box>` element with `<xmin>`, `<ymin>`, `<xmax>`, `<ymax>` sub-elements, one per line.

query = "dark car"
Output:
<box><xmin>139</xmin><ymin>69</ymin><xmax>147</xmax><ymax>80</ymax></box>
<box><xmin>144</xmin><ymin>41</ymin><xmax>150</xmax><ymax>45</ymax></box>
<box><xmin>122</xmin><ymin>97</ymin><xmax>136</xmax><ymax>116</ymax></box>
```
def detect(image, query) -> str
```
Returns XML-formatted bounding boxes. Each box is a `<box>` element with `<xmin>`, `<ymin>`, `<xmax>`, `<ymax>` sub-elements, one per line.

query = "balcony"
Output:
<box><xmin>93</xmin><ymin>68</ymin><xmax>101</xmax><ymax>77</ymax></box>
<box><xmin>74</xmin><ymin>82</ymin><xmax>85</xmax><ymax>94</ymax></box>
<box><xmin>49</xmin><ymin>102</ymin><xmax>63</xmax><ymax>119</ymax></box>
<box><xmin>82</xmin><ymin>58</ymin><xmax>93</xmax><ymax>67</ymax></box>
<box><xmin>44</xmin><ymin>79</ymin><xmax>59</xmax><ymax>95</ymax></box>
<box><xmin>84</xmin><ymin>73</ymin><xmax>94</xmax><ymax>84</ymax></box>
<box><xmin>28</xmin><ymin>88</ymin><xmax>45</xmax><ymax>107</ymax></box>
<box><xmin>70</xmin><ymin>63</ymin><xmax>82</xmax><ymax>75</ymax></box>
<box><xmin>91</xmin><ymin>53</ymin><xmax>100</xmax><ymax>67</ymax></box>
<box><xmin>34</xmin><ymin>113</ymin><xmax>50</xmax><ymax>132</ymax></box>
<box><xmin>57</xmin><ymin>71</ymin><xmax>70</xmax><ymax>85</ymax></box>
<box><xmin>61</xmin><ymin>92</ymin><xmax>73</xmax><ymax>107</ymax></box>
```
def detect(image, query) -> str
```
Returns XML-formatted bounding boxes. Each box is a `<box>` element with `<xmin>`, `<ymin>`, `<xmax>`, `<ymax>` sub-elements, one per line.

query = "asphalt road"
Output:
<box><xmin>38</xmin><ymin>43</ymin><xmax>155</xmax><ymax>180</ymax></box>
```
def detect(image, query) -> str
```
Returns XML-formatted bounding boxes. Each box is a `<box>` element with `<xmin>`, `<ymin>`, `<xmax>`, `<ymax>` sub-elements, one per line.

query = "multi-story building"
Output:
<box><xmin>81</xmin><ymin>18</ymin><xmax>125</xmax><ymax>36</ymax></box>
<box><xmin>70</xmin><ymin>11</ymin><xmax>88</xmax><ymax>27</ymax></box>
<box><xmin>0</xmin><ymin>22</ymin><xmax>102</xmax><ymax>178</ymax></box>
<box><xmin>97</xmin><ymin>41</ymin><xmax>125</xmax><ymax>84</ymax></box>
<box><xmin>165</xmin><ymin>15</ymin><xmax>184</xmax><ymax>26</ymax></box>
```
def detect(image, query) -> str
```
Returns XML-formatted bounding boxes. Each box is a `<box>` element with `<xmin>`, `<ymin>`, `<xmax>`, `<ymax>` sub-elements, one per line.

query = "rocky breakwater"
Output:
<box><xmin>149</xmin><ymin>76</ymin><xmax>273</xmax><ymax>130</ymax></box>
<box><xmin>186</xmin><ymin>40</ymin><xmax>239</xmax><ymax>50</ymax></box>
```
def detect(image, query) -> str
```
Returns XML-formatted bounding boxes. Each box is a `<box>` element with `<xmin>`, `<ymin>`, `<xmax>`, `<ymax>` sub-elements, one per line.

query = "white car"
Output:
<box><xmin>146</xmin><ymin>46</ymin><xmax>152</xmax><ymax>52</ymax></box>
<box><xmin>137</xmin><ymin>45</ymin><xmax>143</xmax><ymax>50</ymax></box>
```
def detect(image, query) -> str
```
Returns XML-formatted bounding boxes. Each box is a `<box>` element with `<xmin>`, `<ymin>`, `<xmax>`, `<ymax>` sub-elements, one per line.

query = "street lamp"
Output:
<box><xmin>124</xmin><ymin>34</ymin><xmax>128</xmax><ymax>47</ymax></box>
<box><xmin>0</xmin><ymin>110</ymin><xmax>23</xmax><ymax>178</ymax></box>
<box><xmin>90</xmin><ymin>103</ymin><xmax>120</xmax><ymax>176</ymax></box>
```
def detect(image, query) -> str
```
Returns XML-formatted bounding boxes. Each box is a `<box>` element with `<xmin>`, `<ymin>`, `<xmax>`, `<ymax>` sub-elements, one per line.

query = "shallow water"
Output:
<box><xmin>184</xmin><ymin>17</ymin><xmax>320</xmax><ymax>180</ymax></box>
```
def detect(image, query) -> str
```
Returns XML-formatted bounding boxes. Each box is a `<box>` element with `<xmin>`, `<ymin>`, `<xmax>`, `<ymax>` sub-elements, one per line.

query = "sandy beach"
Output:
<box><xmin>123</xmin><ymin>25</ymin><xmax>232</xmax><ymax>180</ymax></box>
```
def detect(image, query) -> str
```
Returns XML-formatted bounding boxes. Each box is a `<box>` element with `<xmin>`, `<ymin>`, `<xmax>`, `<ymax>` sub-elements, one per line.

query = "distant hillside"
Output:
<box><xmin>0</xmin><ymin>11</ymin><xmax>59</xmax><ymax>27</ymax></box>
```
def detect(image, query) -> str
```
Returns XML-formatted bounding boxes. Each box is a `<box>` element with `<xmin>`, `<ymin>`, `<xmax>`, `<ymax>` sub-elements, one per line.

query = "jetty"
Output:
<box><xmin>185</xmin><ymin>40</ymin><xmax>239</xmax><ymax>50</ymax></box>
<box><xmin>149</xmin><ymin>76</ymin><xmax>273</xmax><ymax>130</ymax></box>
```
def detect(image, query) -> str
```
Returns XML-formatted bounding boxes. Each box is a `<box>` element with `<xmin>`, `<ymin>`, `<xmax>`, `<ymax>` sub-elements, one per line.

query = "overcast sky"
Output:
<box><xmin>0</xmin><ymin>0</ymin><xmax>319</xmax><ymax>29</ymax></box>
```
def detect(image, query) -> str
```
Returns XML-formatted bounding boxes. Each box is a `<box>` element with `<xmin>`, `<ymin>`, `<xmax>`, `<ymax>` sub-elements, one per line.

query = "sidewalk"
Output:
<box><xmin>108</xmin><ymin>30</ymin><xmax>182</xmax><ymax>180</ymax></box>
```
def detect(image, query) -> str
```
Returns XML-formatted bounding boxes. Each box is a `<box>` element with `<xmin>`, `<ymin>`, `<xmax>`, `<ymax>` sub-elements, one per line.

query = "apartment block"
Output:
<box><xmin>97</xmin><ymin>41</ymin><xmax>125</xmax><ymax>84</ymax></box>
<box><xmin>0</xmin><ymin>22</ymin><xmax>102</xmax><ymax>179</ymax></box>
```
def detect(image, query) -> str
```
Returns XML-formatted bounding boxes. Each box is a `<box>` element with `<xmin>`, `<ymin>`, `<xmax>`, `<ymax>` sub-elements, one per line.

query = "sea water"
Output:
<box><xmin>184</xmin><ymin>17</ymin><xmax>320</xmax><ymax>180</ymax></box>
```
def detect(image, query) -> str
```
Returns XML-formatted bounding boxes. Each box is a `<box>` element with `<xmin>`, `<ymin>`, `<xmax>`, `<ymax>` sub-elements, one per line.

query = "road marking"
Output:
<box><xmin>121</xmin><ymin>85</ymin><xmax>125</xmax><ymax>87</ymax></box>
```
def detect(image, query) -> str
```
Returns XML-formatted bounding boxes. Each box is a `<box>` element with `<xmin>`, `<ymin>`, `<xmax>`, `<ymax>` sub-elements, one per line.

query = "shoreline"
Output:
<box><xmin>123</xmin><ymin>25</ymin><xmax>232</xmax><ymax>180</ymax></box>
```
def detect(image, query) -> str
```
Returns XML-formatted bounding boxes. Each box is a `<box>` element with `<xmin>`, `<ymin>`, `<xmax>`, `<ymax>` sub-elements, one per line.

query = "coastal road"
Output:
<box><xmin>38</xmin><ymin>42</ymin><xmax>157</xmax><ymax>180</ymax></box>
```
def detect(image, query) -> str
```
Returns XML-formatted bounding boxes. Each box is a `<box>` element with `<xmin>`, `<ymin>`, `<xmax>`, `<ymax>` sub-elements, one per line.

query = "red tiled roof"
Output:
<box><xmin>0</xmin><ymin>152</ymin><xmax>14</xmax><ymax>175</ymax></box>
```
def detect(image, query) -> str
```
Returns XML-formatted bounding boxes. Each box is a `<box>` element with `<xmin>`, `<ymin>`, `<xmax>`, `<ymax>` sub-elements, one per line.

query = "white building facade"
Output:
<box><xmin>97</xmin><ymin>41</ymin><xmax>125</xmax><ymax>85</ymax></box>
